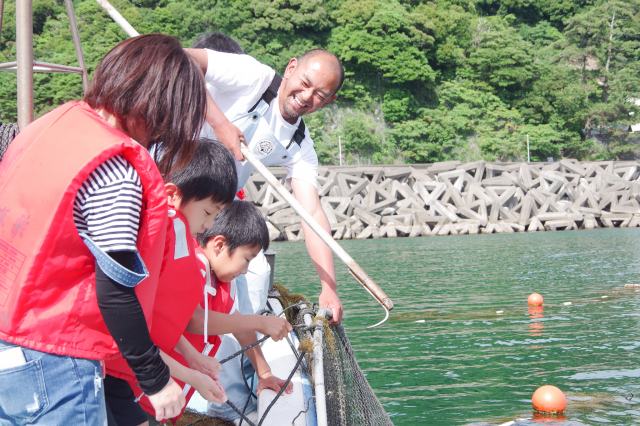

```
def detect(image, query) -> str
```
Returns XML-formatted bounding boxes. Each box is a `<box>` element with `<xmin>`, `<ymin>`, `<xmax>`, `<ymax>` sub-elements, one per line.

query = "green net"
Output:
<box><xmin>276</xmin><ymin>285</ymin><xmax>393</xmax><ymax>426</ymax></box>
<box><xmin>174</xmin><ymin>284</ymin><xmax>392</xmax><ymax>425</ymax></box>
<box><xmin>0</xmin><ymin>122</ymin><xmax>19</xmax><ymax>161</ymax></box>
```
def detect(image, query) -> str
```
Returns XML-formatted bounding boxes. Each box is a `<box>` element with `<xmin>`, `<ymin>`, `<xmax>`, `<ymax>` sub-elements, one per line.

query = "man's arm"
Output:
<box><xmin>290</xmin><ymin>178</ymin><xmax>343</xmax><ymax>323</ymax></box>
<box><xmin>184</xmin><ymin>47</ymin><xmax>243</xmax><ymax>160</ymax></box>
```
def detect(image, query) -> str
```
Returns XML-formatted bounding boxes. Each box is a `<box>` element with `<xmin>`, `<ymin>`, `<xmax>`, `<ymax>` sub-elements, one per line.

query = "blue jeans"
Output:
<box><xmin>0</xmin><ymin>341</ymin><xmax>107</xmax><ymax>426</ymax></box>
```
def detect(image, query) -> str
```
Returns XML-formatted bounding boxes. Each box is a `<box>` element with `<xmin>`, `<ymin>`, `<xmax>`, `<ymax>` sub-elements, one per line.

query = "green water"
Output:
<box><xmin>271</xmin><ymin>228</ymin><xmax>640</xmax><ymax>425</ymax></box>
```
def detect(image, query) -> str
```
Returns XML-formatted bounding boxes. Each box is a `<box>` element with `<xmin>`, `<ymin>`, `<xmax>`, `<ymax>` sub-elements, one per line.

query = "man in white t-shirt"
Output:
<box><xmin>186</xmin><ymin>47</ymin><xmax>345</xmax><ymax>324</ymax></box>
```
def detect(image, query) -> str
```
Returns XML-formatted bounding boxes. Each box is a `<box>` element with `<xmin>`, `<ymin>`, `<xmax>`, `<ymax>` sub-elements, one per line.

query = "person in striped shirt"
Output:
<box><xmin>0</xmin><ymin>34</ymin><xmax>207</xmax><ymax>425</ymax></box>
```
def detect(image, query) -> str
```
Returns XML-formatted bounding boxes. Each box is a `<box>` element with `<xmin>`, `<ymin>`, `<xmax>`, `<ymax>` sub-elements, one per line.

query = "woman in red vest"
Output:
<box><xmin>0</xmin><ymin>34</ymin><xmax>206</xmax><ymax>425</ymax></box>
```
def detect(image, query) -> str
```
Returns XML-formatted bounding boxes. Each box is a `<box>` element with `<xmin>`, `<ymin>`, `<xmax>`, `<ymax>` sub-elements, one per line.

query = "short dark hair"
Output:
<box><xmin>192</xmin><ymin>32</ymin><xmax>244</xmax><ymax>54</ymax></box>
<box><xmin>165</xmin><ymin>139</ymin><xmax>237</xmax><ymax>205</ymax></box>
<box><xmin>84</xmin><ymin>34</ymin><xmax>206</xmax><ymax>176</ymax></box>
<box><xmin>198</xmin><ymin>201</ymin><xmax>269</xmax><ymax>252</ymax></box>
<box><xmin>298</xmin><ymin>49</ymin><xmax>345</xmax><ymax>94</ymax></box>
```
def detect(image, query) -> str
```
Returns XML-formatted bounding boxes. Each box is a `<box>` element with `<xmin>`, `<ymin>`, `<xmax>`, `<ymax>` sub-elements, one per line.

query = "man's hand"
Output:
<box><xmin>319</xmin><ymin>287</ymin><xmax>343</xmax><ymax>324</ymax></box>
<box><xmin>190</xmin><ymin>370</ymin><xmax>227</xmax><ymax>404</ymax></box>
<box><xmin>185</xmin><ymin>350</ymin><xmax>221</xmax><ymax>380</ymax></box>
<box><xmin>215</xmin><ymin>119</ymin><xmax>245</xmax><ymax>161</ymax></box>
<box><xmin>258</xmin><ymin>316</ymin><xmax>292</xmax><ymax>341</ymax></box>
<box><xmin>257</xmin><ymin>371</ymin><xmax>293</xmax><ymax>395</ymax></box>
<box><xmin>147</xmin><ymin>378</ymin><xmax>185</xmax><ymax>422</ymax></box>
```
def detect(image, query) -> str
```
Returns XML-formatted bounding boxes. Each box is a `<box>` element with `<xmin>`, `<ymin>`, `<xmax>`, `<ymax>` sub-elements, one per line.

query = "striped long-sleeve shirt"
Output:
<box><xmin>73</xmin><ymin>155</ymin><xmax>142</xmax><ymax>251</ymax></box>
<box><xmin>73</xmin><ymin>154</ymin><xmax>168</xmax><ymax>395</ymax></box>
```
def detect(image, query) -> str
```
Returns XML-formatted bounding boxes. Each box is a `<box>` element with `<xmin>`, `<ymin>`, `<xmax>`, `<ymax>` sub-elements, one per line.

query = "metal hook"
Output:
<box><xmin>348</xmin><ymin>269</ymin><xmax>392</xmax><ymax>328</ymax></box>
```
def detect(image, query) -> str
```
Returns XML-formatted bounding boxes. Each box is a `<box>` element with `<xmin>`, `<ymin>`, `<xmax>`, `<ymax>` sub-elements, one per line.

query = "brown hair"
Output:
<box><xmin>84</xmin><ymin>34</ymin><xmax>206</xmax><ymax>176</ymax></box>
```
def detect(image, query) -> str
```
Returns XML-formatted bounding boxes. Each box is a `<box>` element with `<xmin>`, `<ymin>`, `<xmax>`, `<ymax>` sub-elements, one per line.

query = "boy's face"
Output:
<box><xmin>203</xmin><ymin>237</ymin><xmax>262</xmax><ymax>282</ymax></box>
<box><xmin>166</xmin><ymin>184</ymin><xmax>225</xmax><ymax>236</ymax></box>
<box><xmin>179</xmin><ymin>198</ymin><xmax>226</xmax><ymax>236</ymax></box>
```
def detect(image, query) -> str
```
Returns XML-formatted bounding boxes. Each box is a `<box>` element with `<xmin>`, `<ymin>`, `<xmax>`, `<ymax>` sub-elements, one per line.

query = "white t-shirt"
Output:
<box><xmin>201</xmin><ymin>49</ymin><xmax>319</xmax><ymax>189</ymax></box>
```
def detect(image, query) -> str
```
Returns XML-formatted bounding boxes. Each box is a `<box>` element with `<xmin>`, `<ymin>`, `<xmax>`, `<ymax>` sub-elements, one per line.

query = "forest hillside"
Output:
<box><xmin>1</xmin><ymin>0</ymin><xmax>639</xmax><ymax>164</ymax></box>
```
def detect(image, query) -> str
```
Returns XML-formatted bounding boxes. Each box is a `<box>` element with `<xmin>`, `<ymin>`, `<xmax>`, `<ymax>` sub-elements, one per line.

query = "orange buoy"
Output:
<box><xmin>531</xmin><ymin>385</ymin><xmax>567</xmax><ymax>414</ymax></box>
<box><xmin>528</xmin><ymin>292</ymin><xmax>544</xmax><ymax>306</ymax></box>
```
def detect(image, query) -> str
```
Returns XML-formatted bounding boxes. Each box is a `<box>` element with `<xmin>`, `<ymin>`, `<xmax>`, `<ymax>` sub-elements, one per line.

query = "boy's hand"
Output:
<box><xmin>185</xmin><ymin>351</ymin><xmax>221</xmax><ymax>380</ymax></box>
<box><xmin>191</xmin><ymin>370</ymin><xmax>227</xmax><ymax>404</ymax></box>
<box><xmin>257</xmin><ymin>372</ymin><xmax>293</xmax><ymax>395</ymax></box>
<box><xmin>147</xmin><ymin>378</ymin><xmax>185</xmax><ymax>421</ymax></box>
<box><xmin>259</xmin><ymin>316</ymin><xmax>292</xmax><ymax>341</ymax></box>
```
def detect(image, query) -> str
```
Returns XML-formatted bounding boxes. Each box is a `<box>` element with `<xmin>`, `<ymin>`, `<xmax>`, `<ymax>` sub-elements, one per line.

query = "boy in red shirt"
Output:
<box><xmin>105</xmin><ymin>140</ymin><xmax>236</xmax><ymax>425</ymax></box>
<box><xmin>187</xmin><ymin>200</ymin><xmax>293</xmax><ymax>399</ymax></box>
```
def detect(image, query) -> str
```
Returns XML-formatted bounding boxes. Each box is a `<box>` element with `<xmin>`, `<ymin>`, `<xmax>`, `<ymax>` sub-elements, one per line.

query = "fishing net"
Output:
<box><xmin>275</xmin><ymin>285</ymin><xmax>393</xmax><ymax>426</ymax></box>
<box><xmin>172</xmin><ymin>283</ymin><xmax>391</xmax><ymax>426</ymax></box>
<box><xmin>0</xmin><ymin>122</ymin><xmax>19</xmax><ymax>161</ymax></box>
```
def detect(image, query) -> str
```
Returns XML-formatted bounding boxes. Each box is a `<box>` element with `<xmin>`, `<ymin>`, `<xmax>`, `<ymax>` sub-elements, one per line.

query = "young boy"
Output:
<box><xmin>185</xmin><ymin>200</ymin><xmax>294</xmax><ymax>423</ymax></box>
<box><xmin>105</xmin><ymin>139</ymin><xmax>237</xmax><ymax>426</ymax></box>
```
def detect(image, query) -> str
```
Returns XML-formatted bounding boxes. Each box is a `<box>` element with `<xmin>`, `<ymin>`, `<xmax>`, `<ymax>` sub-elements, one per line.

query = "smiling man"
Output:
<box><xmin>186</xmin><ymin>46</ymin><xmax>345</xmax><ymax>324</ymax></box>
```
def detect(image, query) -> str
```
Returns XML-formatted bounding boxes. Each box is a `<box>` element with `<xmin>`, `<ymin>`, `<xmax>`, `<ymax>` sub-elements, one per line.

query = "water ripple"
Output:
<box><xmin>273</xmin><ymin>228</ymin><xmax>640</xmax><ymax>425</ymax></box>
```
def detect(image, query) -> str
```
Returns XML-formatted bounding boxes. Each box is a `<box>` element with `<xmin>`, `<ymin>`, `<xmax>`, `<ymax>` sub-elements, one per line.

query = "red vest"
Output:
<box><xmin>106</xmin><ymin>209</ymin><xmax>204</xmax><ymax>383</ymax></box>
<box><xmin>0</xmin><ymin>101</ymin><xmax>167</xmax><ymax>360</ymax></box>
<box><xmin>185</xmin><ymin>249</ymin><xmax>235</xmax><ymax>359</ymax></box>
<box><xmin>136</xmin><ymin>251</ymin><xmax>235</xmax><ymax>418</ymax></box>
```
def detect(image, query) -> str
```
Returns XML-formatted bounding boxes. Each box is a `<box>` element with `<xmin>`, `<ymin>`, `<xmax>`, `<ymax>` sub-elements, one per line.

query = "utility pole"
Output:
<box><xmin>338</xmin><ymin>135</ymin><xmax>343</xmax><ymax>166</ymax></box>
<box><xmin>526</xmin><ymin>134</ymin><xmax>530</xmax><ymax>162</ymax></box>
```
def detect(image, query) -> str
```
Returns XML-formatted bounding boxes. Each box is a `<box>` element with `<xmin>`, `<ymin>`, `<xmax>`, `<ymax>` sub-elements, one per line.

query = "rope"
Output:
<box><xmin>291</xmin><ymin>396</ymin><xmax>315</xmax><ymax>425</ymax></box>
<box><xmin>220</xmin><ymin>303</ymin><xmax>315</xmax><ymax>425</ymax></box>
<box><xmin>227</xmin><ymin>399</ymin><xmax>259</xmax><ymax>426</ymax></box>
<box><xmin>218</xmin><ymin>334</ymin><xmax>270</xmax><ymax>365</ymax></box>
<box><xmin>257</xmin><ymin>351</ymin><xmax>306</xmax><ymax>426</ymax></box>
<box><xmin>0</xmin><ymin>122</ymin><xmax>19</xmax><ymax>161</ymax></box>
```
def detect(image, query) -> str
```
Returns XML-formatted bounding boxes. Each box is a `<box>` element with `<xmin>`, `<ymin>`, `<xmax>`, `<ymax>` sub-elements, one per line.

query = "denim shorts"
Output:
<box><xmin>0</xmin><ymin>340</ymin><xmax>107</xmax><ymax>426</ymax></box>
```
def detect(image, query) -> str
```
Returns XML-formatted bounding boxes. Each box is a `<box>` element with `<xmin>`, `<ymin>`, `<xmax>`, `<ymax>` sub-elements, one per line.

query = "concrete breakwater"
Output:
<box><xmin>243</xmin><ymin>160</ymin><xmax>640</xmax><ymax>241</ymax></box>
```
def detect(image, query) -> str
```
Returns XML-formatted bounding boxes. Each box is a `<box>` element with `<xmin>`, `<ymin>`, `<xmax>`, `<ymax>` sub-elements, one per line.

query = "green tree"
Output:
<box><xmin>1</xmin><ymin>0</ymin><xmax>638</xmax><ymax>162</ymax></box>
<box><xmin>328</xmin><ymin>0</ymin><xmax>436</xmax><ymax>113</ymax></box>
<box><xmin>461</xmin><ymin>15</ymin><xmax>535</xmax><ymax>101</ymax></box>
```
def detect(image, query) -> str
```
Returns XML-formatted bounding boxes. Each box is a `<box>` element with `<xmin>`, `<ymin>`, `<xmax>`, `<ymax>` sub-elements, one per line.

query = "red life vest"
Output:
<box><xmin>135</xmin><ymin>250</ymin><xmax>235</xmax><ymax>418</ymax></box>
<box><xmin>0</xmin><ymin>101</ymin><xmax>167</xmax><ymax>360</ymax></box>
<box><xmin>186</xmin><ymin>248</ymin><xmax>235</xmax><ymax>359</ymax></box>
<box><xmin>106</xmin><ymin>209</ymin><xmax>204</xmax><ymax>385</ymax></box>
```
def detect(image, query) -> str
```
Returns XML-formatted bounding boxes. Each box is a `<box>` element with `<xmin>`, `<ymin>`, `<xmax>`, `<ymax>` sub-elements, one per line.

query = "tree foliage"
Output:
<box><xmin>1</xmin><ymin>0</ymin><xmax>639</xmax><ymax>164</ymax></box>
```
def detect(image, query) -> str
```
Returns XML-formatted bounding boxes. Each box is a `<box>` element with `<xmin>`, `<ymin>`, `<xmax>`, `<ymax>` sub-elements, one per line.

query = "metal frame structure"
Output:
<box><xmin>0</xmin><ymin>0</ymin><xmax>88</xmax><ymax>129</ymax></box>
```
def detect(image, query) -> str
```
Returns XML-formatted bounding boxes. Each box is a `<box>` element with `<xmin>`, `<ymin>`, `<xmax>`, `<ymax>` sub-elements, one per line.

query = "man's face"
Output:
<box><xmin>278</xmin><ymin>54</ymin><xmax>339</xmax><ymax>123</ymax></box>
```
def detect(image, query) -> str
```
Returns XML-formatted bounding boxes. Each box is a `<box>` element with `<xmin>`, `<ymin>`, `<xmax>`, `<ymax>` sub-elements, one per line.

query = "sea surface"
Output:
<box><xmin>271</xmin><ymin>228</ymin><xmax>640</xmax><ymax>425</ymax></box>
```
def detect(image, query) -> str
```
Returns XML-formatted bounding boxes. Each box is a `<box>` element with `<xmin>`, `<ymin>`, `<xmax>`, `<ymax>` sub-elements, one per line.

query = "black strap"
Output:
<box><xmin>248</xmin><ymin>73</ymin><xmax>306</xmax><ymax>148</ymax></box>
<box><xmin>249</xmin><ymin>74</ymin><xmax>282</xmax><ymax>112</ymax></box>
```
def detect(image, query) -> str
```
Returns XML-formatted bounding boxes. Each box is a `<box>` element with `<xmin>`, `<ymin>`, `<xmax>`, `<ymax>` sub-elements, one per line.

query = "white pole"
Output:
<box><xmin>526</xmin><ymin>134</ymin><xmax>530</xmax><ymax>163</ymax></box>
<box><xmin>338</xmin><ymin>135</ymin><xmax>343</xmax><ymax>166</ymax></box>
<box><xmin>16</xmin><ymin>0</ymin><xmax>33</xmax><ymax>128</ymax></box>
<box><xmin>95</xmin><ymin>0</ymin><xmax>139</xmax><ymax>37</ymax></box>
<box><xmin>240</xmin><ymin>145</ymin><xmax>393</xmax><ymax>327</ymax></box>
<box><xmin>302</xmin><ymin>306</ymin><xmax>328</xmax><ymax>426</ymax></box>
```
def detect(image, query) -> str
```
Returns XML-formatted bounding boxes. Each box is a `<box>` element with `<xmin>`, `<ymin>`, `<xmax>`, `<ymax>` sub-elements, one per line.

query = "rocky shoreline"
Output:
<box><xmin>244</xmin><ymin>160</ymin><xmax>640</xmax><ymax>241</ymax></box>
